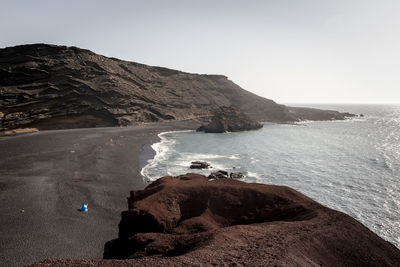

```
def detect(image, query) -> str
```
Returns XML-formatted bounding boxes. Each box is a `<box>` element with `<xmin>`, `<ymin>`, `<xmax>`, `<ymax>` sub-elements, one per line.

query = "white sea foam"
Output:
<box><xmin>246</xmin><ymin>171</ymin><xmax>262</xmax><ymax>181</ymax></box>
<box><xmin>177</xmin><ymin>152</ymin><xmax>241</xmax><ymax>160</ymax></box>
<box><xmin>295</xmin><ymin>116</ymin><xmax>366</xmax><ymax>125</ymax></box>
<box><xmin>140</xmin><ymin>130</ymin><xmax>193</xmax><ymax>181</ymax></box>
<box><xmin>295</xmin><ymin>120</ymin><xmax>315</xmax><ymax>125</ymax></box>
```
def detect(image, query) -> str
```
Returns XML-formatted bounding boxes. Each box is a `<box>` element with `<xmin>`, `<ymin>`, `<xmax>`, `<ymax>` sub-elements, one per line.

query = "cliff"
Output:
<box><xmin>30</xmin><ymin>174</ymin><xmax>400</xmax><ymax>266</ymax></box>
<box><xmin>0</xmin><ymin>44</ymin><xmax>354</xmax><ymax>131</ymax></box>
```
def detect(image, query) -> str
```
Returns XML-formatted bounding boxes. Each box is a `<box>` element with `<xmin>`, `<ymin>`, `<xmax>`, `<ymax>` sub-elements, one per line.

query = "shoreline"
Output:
<box><xmin>136</xmin><ymin>119</ymin><xmax>400</xmax><ymax>250</ymax></box>
<box><xmin>0</xmin><ymin>120</ymin><xmax>200</xmax><ymax>267</ymax></box>
<box><xmin>140</xmin><ymin>130</ymin><xmax>195</xmax><ymax>183</ymax></box>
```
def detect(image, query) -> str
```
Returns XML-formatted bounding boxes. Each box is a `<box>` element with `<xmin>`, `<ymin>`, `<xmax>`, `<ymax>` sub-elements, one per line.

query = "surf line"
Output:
<box><xmin>140</xmin><ymin>130</ymin><xmax>194</xmax><ymax>183</ymax></box>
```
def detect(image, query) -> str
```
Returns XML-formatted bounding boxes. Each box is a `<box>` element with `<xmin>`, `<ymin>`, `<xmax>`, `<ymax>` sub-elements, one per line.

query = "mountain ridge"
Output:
<box><xmin>0</xmin><ymin>43</ymin><xmax>354</xmax><ymax>131</ymax></box>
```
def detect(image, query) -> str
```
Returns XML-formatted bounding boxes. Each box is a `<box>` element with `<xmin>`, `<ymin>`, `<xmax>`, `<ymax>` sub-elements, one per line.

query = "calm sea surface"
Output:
<box><xmin>141</xmin><ymin>104</ymin><xmax>400</xmax><ymax>248</ymax></box>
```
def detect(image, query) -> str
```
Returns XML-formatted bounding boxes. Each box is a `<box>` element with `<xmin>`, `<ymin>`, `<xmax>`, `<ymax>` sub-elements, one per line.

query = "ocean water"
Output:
<box><xmin>141</xmin><ymin>104</ymin><xmax>400</xmax><ymax>248</ymax></box>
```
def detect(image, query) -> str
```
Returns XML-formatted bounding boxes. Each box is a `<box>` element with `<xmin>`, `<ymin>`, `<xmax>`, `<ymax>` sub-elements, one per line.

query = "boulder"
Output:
<box><xmin>208</xmin><ymin>170</ymin><xmax>228</xmax><ymax>179</ymax></box>
<box><xmin>190</xmin><ymin>161</ymin><xmax>211</xmax><ymax>169</ymax></box>
<box><xmin>230</xmin><ymin>172</ymin><xmax>244</xmax><ymax>179</ymax></box>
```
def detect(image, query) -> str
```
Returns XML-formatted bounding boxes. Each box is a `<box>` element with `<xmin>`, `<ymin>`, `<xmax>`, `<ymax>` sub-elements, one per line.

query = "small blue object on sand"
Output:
<box><xmin>80</xmin><ymin>204</ymin><xmax>88</xmax><ymax>212</ymax></box>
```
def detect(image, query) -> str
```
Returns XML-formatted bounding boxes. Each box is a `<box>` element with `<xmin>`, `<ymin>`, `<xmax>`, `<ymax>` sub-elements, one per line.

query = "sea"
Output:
<box><xmin>141</xmin><ymin>104</ymin><xmax>400</xmax><ymax>248</ymax></box>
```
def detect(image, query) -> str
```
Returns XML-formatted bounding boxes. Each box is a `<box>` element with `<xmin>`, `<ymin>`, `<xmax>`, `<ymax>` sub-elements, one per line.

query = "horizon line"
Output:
<box><xmin>282</xmin><ymin>102</ymin><xmax>400</xmax><ymax>105</ymax></box>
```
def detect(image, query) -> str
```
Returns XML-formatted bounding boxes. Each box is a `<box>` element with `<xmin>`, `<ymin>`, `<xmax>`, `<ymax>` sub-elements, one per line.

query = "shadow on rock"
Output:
<box><xmin>103</xmin><ymin>173</ymin><xmax>316</xmax><ymax>259</ymax></box>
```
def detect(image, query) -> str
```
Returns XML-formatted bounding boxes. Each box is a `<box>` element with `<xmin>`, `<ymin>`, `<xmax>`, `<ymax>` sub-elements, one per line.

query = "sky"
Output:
<box><xmin>1</xmin><ymin>0</ymin><xmax>400</xmax><ymax>104</ymax></box>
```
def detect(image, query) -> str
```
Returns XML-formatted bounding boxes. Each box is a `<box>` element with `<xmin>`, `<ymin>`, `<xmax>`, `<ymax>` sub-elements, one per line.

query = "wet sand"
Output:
<box><xmin>0</xmin><ymin>121</ymin><xmax>199</xmax><ymax>267</ymax></box>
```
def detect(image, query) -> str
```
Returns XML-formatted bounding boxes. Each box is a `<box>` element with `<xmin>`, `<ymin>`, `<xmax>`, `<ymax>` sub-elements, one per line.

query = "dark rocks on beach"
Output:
<box><xmin>1</xmin><ymin>44</ymin><xmax>356</xmax><ymax>132</ymax></box>
<box><xmin>207</xmin><ymin>170</ymin><xmax>243</xmax><ymax>180</ymax></box>
<box><xmin>190</xmin><ymin>161</ymin><xmax>211</xmax><ymax>169</ymax></box>
<box><xmin>197</xmin><ymin>106</ymin><xmax>263</xmax><ymax>133</ymax></box>
<box><xmin>208</xmin><ymin>170</ymin><xmax>229</xmax><ymax>179</ymax></box>
<box><xmin>98</xmin><ymin>173</ymin><xmax>400</xmax><ymax>266</ymax></box>
<box><xmin>230</xmin><ymin>172</ymin><xmax>244</xmax><ymax>179</ymax></box>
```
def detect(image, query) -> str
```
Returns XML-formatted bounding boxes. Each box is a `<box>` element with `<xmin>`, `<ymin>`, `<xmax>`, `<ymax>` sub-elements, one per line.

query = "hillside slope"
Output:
<box><xmin>0</xmin><ymin>44</ymin><xmax>353</xmax><ymax>131</ymax></box>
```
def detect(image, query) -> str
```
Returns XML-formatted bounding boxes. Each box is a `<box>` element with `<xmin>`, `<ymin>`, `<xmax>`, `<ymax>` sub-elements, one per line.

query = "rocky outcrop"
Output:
<box><xmin>94</xmin><ymin>174</ymin><xmax>400</xmax><ymax>266</ymax></box>
<box><xmin>230</xmin><ymin>172</ymin><xmax>244</xmax><ymax>179</ymax></box>
<box><xmin>1</xmin><ymin>44</ymin><xmax>355</xmax><ymax>132</ymax></box>
<box><xmin>208</xmin><ymin>170</ymin><xmax>229</xmax><ymax>179</ymax></box>
<box><xmin>197</xmin><ymin>106</ymin><xmax>263</xmax><ymax>133</ymax></box>
<box><xmin>287</xmin><ymin>107</ymin><xmax>356</xmax><ymax>121</ymax></box>
<box><xmin>189</xmin><ymin>161</ymin><xmax>210</xmax><ymax>169</ymax></box>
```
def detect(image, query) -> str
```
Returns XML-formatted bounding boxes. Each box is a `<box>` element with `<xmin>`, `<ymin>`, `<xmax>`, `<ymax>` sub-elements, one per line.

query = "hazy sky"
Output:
<box><xmin>1</xmin><ymin>0</ymin><xmax>400</xmax><ymax>104</ymax></box>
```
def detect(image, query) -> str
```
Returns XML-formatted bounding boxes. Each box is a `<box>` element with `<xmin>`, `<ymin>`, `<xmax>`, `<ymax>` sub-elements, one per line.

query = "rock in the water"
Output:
<box><xmin>197</xmin><ymin>106</ymin><xmax>263</xmax><ymax>133</ymax></box>
<box><xmin>208</xmin><ymin>170</ymin><xmax>229</xmax><ymax>179</ymax></box>
<box><xmin>190</xmin><ymin>161</ymin><xmax>211</xmax><ymax>169</ymax></box>
<box><xmin>230</xmin><ymin>172</ymin><xmax>244</xmax><ymax>179</ymax></box>
<box><xmin>98</xmin><ymin>173</ymin><xmax>400</xmax><ymax>266</ymax></box>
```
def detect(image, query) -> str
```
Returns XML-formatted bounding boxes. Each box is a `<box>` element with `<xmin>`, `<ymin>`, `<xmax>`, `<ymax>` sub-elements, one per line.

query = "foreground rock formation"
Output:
<box><xmin>92</xmin><ymin>174</ymin><xmax>400</xmax><ymax>266</ymax></box>
<box><xmin>197</xmin><ymin>106</ymin><xmax>263</xmax><ymax>133</ymax></box>
<box><xmin>1</xmin><ymin>44</ymin><xmax>355</xmax><ymax>132</ymax></box>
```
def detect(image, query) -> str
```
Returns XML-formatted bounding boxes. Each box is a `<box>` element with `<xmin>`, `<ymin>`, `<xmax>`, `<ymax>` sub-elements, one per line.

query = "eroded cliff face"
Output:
<box><xmin>0</xmin><ymin>44</ymin><xmax>353</xmax><ymax>131</ymax></box>
<box><xmin>103</xmin><ymin>174</ymin><xmax>400</xmax><ymax>266</ymax></box>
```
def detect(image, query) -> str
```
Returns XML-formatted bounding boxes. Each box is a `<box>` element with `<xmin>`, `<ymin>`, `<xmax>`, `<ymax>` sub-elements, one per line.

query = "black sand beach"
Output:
<box><xmin>0</xmin><ymin>121</ymin><xmax>199</xmax><ymax>267</ymax></box>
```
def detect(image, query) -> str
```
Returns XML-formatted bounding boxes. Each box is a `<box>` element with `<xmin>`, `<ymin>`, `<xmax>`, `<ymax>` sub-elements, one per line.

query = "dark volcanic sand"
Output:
<box><xmin>0</xmin><ymin>121</ymin><xmax>199</xmax><ymax>267</ymax></box>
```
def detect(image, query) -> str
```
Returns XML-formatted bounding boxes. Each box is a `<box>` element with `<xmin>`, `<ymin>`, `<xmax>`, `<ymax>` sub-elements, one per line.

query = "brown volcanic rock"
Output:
<box><xmin>197</xmin><ymin>105</ymin><xmax>263</xmax><ymax>133</ymax></box>
<box><xmin>1</xmin><ymin>44</ymin><xmax>354</xmax><ymax>131</ymax></box>
<box><xmin>87</xmin><ymin>173</ymin><xmax>400</xmax><ymax>266</ymax></box>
